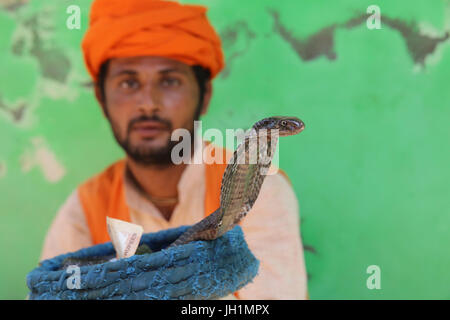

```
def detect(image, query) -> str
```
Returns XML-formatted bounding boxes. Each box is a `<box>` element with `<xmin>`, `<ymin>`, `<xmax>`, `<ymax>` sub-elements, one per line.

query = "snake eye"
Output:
<box><xmin>281</xmin><ymin>120</ymin><xmax>287</xmax><ymax>127</ymax></box>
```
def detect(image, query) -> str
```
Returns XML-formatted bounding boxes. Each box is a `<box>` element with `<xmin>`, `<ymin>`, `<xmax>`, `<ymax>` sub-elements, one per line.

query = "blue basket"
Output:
<box><xmin>27</xmin><ymin>225</ymin><xmax>259</xmax><ymax>300</ymax></box>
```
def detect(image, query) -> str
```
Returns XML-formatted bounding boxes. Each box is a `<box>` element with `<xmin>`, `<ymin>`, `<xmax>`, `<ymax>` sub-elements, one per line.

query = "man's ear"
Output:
<box><xmin>94</xmin><ymin>84</ymin><xmax>108</xmax><ymax>118</ymax></box>
<box><xmin>200</xmin><ymin>81</ymin><xmax>213</xmax><ymax>116</ymax></box>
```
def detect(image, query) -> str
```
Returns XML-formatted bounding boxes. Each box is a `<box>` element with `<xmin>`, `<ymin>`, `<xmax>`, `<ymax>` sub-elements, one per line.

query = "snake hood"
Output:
<box><xmin>251</xmin><ymin>116</ymin><xmax>305</xmax><ymax>137</ymax></box>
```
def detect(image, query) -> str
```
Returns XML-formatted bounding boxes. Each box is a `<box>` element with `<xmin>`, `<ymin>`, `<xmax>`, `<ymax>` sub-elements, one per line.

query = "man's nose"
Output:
<box><xmin>137</xmin><ymin>86</ymin><xmax>162</xmax><ymax>114</ymax></box>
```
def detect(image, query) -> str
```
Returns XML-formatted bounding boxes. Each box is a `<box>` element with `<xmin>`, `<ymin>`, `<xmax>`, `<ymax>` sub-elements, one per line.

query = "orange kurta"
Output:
<box><xmin>77</xmin><ymin>143</ymin><xmax>231</xmax><ymax>245</ymax></box>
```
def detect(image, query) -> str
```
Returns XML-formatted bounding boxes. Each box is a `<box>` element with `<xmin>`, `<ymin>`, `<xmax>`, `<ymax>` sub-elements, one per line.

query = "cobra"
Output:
<box><xmin>170</xmin><ymin>116</ymin><xmax>305</xmax><ymax>246</ymax></box>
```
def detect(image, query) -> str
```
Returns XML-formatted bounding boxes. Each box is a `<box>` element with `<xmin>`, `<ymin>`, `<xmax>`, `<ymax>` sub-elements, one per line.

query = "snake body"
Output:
<box><xmin>170</xmin><ymin>116</ymin><xmax>305</xmax><ymax>247</ymax></box>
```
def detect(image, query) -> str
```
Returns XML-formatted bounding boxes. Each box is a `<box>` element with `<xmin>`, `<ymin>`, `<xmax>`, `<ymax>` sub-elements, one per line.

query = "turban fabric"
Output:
<box><xmin>82</xmin><ymin>0</ymin><xmax>225</xmax><ymax>82</ymax></box>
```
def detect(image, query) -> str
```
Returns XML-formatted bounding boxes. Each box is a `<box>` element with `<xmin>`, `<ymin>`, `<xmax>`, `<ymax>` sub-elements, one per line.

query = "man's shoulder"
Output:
<box><xmin>255</xmin><ymin>169</ymin><xmax>299</xmax><ymax>215</ymax></box>
<box><xmin>263</xmin><ymin>170</ymin><xmax>295</xmax><ymax>194</ymax></box>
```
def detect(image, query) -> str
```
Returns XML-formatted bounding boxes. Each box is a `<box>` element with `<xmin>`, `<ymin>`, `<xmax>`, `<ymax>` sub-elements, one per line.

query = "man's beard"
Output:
<box><xmin>108</xmin><ymin>114</ymin><xmax>195</xmax><ymax>167</ymax></box>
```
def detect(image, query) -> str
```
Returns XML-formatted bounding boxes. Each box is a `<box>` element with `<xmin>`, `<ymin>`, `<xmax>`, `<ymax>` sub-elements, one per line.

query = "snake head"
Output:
<box><xmin>253</xmin><ymin>116</ymin><xmax>305</xmax><ymax>137</ymax></box>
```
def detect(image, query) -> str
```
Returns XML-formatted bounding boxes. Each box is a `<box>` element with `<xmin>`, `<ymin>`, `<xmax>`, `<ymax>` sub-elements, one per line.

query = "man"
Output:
<box><xmin>40</xmin><ymin>0</ymin><xmax>308</xmax><ymax>299</ymax></box>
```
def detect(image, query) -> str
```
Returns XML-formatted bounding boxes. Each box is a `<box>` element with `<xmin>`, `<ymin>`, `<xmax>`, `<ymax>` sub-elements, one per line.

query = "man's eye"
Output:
<box><xmin>119</xmin><ymin>79</ymin><xmax>139</xmax><ymax>90</ymax></box>
<box><xmin>161</xmin><ymin>78</ymin><xmax>181</xmax><ymax>87</ymax></box>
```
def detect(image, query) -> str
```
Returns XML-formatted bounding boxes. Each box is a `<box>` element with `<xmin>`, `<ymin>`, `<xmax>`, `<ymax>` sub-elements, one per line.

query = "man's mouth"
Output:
<box><xmin>131</xmin><ymin>121</ymin><xmax>168</xmax><ymax>138</ymax></box>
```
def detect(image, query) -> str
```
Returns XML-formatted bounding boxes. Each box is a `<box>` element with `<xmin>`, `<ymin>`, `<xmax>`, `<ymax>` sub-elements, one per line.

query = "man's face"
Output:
<box><xmin>100</xmin><ymin>56</ymin><xmax>207</xmax><ymax>166</ymax></box>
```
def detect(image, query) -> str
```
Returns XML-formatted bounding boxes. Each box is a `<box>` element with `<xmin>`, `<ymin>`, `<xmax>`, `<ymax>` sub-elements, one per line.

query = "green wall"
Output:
<box><xmin>1</xmin><ymin>0</ymin><xmax>449</xmax><ymax>299</ymax></box>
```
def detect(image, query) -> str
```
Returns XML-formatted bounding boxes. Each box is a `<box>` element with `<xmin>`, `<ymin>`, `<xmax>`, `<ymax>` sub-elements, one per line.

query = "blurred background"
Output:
<box><xmin>0</xmin><ymin>0</ymin><xmax>449</xmax><ymax>299</ymax></box>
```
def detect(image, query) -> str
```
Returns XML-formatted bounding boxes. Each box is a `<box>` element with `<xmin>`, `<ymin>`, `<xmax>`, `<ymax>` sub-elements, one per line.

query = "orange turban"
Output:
<box><xmin>82</xmin><ymin>0</ymin><xmax>225</xmax><ymax>82</ymax></box>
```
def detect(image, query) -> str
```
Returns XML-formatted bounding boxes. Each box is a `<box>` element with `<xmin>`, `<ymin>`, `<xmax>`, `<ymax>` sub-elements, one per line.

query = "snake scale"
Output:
<box><xmin>60</xmin><ymin>116</ymin><xmax>304</xmax><ymax>268</ymax></box>
<box><xmin>170</xmin><ymin>116</ymin><xmax>305</xmax><ymax>247</ymax></box>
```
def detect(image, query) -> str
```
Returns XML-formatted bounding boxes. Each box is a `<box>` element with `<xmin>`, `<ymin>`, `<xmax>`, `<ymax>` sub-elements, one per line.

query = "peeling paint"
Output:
<box><xmin>269</xmin><ymin>9</ymin><xmax>450</xmax><ymax>69</ymax></box>
<box><xmin>20</xmin><ymin>137</ymin><xmax>66</xmax><ymax>183</ymax></box>
<box><xmin>0</xmin><ymin>161</ymin><xmax>6</xmax><ymax>179</ymax></box>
